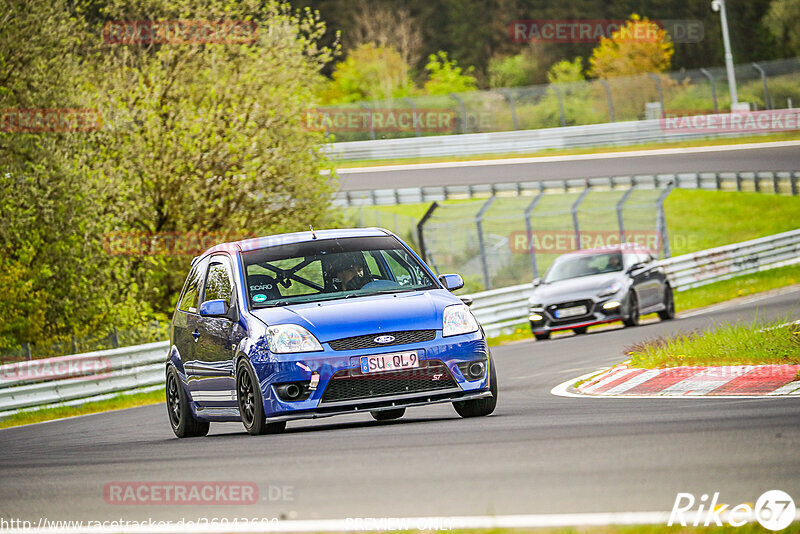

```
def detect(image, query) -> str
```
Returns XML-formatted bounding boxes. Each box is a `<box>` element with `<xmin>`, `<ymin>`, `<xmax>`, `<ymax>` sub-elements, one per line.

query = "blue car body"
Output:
<box><xmin>166</xmin><ymin>228</ymin><xmax>496</xmax><ymax>435</ymax></box>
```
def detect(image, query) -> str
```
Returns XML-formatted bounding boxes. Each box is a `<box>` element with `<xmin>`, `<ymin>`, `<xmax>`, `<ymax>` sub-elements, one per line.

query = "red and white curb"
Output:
<box><xmin>552</xmin><ymin>364</ymin><xmax>800</xmax><ymax>398</ymax></box>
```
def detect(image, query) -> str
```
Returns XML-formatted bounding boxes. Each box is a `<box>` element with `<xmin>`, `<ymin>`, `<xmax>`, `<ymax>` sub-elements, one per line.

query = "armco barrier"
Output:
<box><xmin>0</xmin><ymin>341</ymin><xmax>167</xmax><ymax>415</ymax></box>
<box><xmin>325</xmin><ymin>114</ymin><xmax>800</xmax><ymax>161</ymax></box>
<box><xmin>335</xmin><ymin>171</ymin><xmax>800</xmax><ymax>207</ymax></box>
<box><xmin>468</xmin><ymin>228</ymin><xmax>800</xmax><ymax>336</ymax></box>
<box><xmin>0</xmin><ymin>229</ymin><xmax>797</xmax><ymax>414</ymax></box>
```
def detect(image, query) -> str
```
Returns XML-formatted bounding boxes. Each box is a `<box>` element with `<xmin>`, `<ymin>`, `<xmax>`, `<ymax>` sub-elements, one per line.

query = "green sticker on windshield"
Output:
<box><xmin>252</xmin><ymin>293</ymin><xmax>267</xmax><ymax>303</ymax></box>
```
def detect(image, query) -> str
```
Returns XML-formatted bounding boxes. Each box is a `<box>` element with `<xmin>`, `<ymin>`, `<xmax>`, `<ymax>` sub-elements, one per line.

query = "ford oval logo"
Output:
<box><xmin>374</xmin><ymin>335</ymin><xmax>395</xmax><ymax>344</ymax></box>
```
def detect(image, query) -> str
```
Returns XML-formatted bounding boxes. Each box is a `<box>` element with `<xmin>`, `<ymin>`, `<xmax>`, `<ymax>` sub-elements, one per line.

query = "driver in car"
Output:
<box><xmin>329</xmin><ymin>253</ymin><xmax>370</xmax><ymax>291</ymax></box>
<box><xmin>607</xmin><ymin>254</ymin><xmax>622</xmax><ymax>271</ymax></box>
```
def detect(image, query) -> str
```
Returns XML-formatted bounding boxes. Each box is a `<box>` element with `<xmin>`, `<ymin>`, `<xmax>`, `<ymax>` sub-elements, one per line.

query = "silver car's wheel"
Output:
<box><xmin>623</xmin><ymin>293</ymin><xmax>640</xmax><ymax>327</ymax></box>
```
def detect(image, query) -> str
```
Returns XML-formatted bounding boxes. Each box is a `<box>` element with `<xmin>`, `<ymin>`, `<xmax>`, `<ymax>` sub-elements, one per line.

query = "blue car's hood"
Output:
<box><xmin>250</xmin><ymin>290</ymin><xmax>458</xmax><ymax>342</ymax></box>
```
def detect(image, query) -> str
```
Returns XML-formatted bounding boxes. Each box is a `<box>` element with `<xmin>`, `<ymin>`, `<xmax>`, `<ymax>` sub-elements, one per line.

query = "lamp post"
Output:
<box><xmin>711</xmin><ymin>0</ymin><xmax>739</xmax><ymax>109</ymax></box>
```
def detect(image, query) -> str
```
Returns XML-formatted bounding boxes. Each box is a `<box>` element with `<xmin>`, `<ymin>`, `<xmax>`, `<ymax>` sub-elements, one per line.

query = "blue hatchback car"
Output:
<box><xmin>166</xmin><ymin>228</ymin><xmax>497</xmax><ymax>437</ymax></box>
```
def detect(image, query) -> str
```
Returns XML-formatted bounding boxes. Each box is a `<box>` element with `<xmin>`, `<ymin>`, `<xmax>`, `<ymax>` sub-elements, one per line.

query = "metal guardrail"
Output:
<box><xmin>0</xmin><ymin>341</ymin><xmax>167</xmax><ymax>415</ymax></box>
<box><xmin>467</xmin><ymin>229</ymin><xmax>800</xmax><ymax>336</ymax></box>
<box><xmin>335</xmin><ymin>171</ymin><xmax>800</xmax><ymax>206</ymax></box>
<box><xmin>0</xmin><ymin>229</ymin><xmax>797</xmax><ymax>414</ymax></box>
<box><xmin>325</xmin><ymin>112</ymin><xmax>800</xmax><ymax>161</ymax></box>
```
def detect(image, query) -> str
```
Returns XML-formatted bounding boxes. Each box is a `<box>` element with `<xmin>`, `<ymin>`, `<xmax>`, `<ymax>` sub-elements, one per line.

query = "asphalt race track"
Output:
<box><xmin>337</xmin><ymin>142</ymin><xmax>800</xmax><ymax>191</ymax></box>
<box><xmin>1</xmin><ymin>287</ymin><xmax>798</xmax><ymax>524</ymax></box>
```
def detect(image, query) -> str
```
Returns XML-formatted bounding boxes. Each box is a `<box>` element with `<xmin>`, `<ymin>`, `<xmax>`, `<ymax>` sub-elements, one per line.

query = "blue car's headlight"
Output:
<box><xmin>598</xmin><ymin>281</ymin><xmax>622</xmax><ymax>298</ymax></box>
<box><xmin>266</xmin><ymin>325</ymin><xmax>323</xmax><ymax>354</ymax></box>
<box><xmin>442</xmin><ymin>304</ymin><xmax>479</xmax><ymax>337</ymax></box>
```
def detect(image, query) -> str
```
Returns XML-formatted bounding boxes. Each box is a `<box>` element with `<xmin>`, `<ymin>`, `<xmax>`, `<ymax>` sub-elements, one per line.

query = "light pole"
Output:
<box><xmin>711</xmin><ymin>0</ymin><xmax>739</xmax><ymax>109</ymax></box>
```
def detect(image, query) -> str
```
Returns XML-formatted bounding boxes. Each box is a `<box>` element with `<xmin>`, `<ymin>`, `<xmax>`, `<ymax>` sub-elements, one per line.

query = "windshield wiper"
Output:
<box><xmin>257</xmin><ymin>300</ymin><xmax>291</xmax><ymax>308</ymax></box>
<box><xmin>354</xmin><ymin>288</ymin><xmax>418</xmax><ymax>297</ymax></box>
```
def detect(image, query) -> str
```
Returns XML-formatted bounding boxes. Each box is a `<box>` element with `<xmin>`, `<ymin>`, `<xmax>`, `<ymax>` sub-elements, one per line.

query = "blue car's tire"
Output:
<box><xmin>236</xmin><ymin>360</ymin><xmax>286</xmax><ymax>436</ymax></box>
<box><xmin>371</xmin><ymin>408</ymin><xmax>405</xmax><ymax>421</ymax></box>
<box><xmin>166</xmin><ymin>366</ymin><xmax>209</xmax><ymax>438</ymax></box>
<box><xmin>453</xmin><ymin>359</ymin><xmax>497</xmax><ymax>418</ymax></box>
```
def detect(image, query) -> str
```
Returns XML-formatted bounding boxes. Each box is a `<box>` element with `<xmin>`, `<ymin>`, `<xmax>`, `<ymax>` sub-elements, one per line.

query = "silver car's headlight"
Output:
<box><xmin>266</xmin><ymin>325</ymin><xmax>323</xmax><ymax>354</ymax></box>
<box><xmin>442</xmin><ymin>304</ymin><xmax>479</xmax><ymax>337</ymax></box>
<box><xmin>598</xmin><ymin>281</ymin><xmax>622</xmax><ymax>298</ymax></box>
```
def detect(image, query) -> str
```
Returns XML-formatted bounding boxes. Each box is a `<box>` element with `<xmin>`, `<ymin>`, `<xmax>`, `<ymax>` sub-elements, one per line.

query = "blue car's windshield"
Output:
<box><xmin>545</xmin><ymin>252</ymin><xmax>623</xmax><ymax>283</ymax></box>
<box><xmin>242</xmin><ymin>236</ymin><xmax>437</xmax><ymax>307</ymax></box>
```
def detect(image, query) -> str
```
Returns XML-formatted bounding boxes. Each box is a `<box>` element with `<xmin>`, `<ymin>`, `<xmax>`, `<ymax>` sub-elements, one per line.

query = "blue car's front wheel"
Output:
<box><xmin>236</xmin><ymin>360</ymin><xmax>286</xmax><ymax>436</ymax></box>
<box><xmin>453</xmin><ymin>358</ymin><xmax>498</xmax><ymax>418</ymax></box>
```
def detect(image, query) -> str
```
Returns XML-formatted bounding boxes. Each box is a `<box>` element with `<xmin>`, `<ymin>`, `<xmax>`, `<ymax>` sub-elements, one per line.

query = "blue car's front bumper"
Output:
<box><xmin>250</xmin><ymin>330</ymin><xmax>491</xmax><ymax>421</ymax></box>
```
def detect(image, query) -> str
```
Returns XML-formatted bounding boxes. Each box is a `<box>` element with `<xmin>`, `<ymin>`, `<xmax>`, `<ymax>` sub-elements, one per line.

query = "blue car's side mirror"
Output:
<box><xmin>438</xmin><ymin>274</ymin><xmax>464</xmax><ymax>291</ymax></box>
<box><xmin>199</xmin><ymin>299</ymin><xmax>229</xmax><ymax>317</ymax></box>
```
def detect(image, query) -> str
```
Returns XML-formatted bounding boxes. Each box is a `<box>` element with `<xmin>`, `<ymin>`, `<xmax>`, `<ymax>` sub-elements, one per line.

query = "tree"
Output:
<box><xmin>488</xmin><ymin>43</ymin><xmax>550</xmax><ymax>88</ymax></box>
<box><xmin>0</xmin><ymin>0</ymin><xmax>147</xmax><ymax>350</ymax></box>
<box><xmin>588</xmin><ymin>14</ymin><xmax>674</xmax><ymax>78</ymax></box>
<box><xmin>347</xmin><ymin>0</ymin><xmax>423</xmax><ymax>68</ymax></box>
<box><xmin>424</xmin><ymin>51</ymin><xmax>477</xmax><ymax>95</ymax></box>
<box><xmin>321</xmin><ymin>43</ymin><xmax>413</xmax><ymax>103</ymax></box>
<box><xmin>547</xmin><ymin>57</ymin><xmax>585</xmax><ymax>84</ymax></box>
<box><xmin>764</xmin><ymin>0</ymin><xmax>800</xmax><ymax>56</ymax></box>
<box><xmin>0</xmin><ymin>0</ymin><xmax>341</xmax><ymax>349</ymax></box>
<box><xmin>91</xmin><ymin>0</ymin><xmax>339</xmax><ymax>313</ymax></box>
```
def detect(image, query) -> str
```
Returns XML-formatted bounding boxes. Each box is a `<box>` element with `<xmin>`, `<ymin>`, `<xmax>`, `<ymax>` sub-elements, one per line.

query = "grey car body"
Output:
<box><xmin>527</xmin><ymin>245</ymin><xmax>674</xmax><ymax>339</ymax></box>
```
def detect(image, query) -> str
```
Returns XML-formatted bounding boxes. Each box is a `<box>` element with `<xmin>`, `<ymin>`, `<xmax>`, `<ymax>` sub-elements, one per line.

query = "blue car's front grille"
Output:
<box><xmin>320</xmin><ymin>360</ymin><xmax>456</xmax><ymax>403</ymax></box>
<box><xmin>328</xmin><ymin>330</ymin><xmax>436</xmax><ymax>351</ymax></box>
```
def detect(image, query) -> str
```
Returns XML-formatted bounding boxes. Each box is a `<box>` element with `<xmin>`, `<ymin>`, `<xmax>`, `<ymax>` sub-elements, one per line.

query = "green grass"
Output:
<box><xmin>673</xmin><ymin>263</ymin><xmax>800</xmax><ymax>311</ymax></box>
<box><xmin>334</xmin><ymin>131</ymin><xmax>800</xmax><ymax>168</ymax></box>
<box><xmin>665</xmin><ymin>190</ymin><xmax>800</xmax><ymax>257</ymax></box>
<box><xmin>626</xmin><ymin>316</ymin><xmax>800</xmax><ymax>368</ymax></box>
<box><xmin>0</xmin><ymin>387</ymin><xmax>165</xmax><ymax>429</ymax></box>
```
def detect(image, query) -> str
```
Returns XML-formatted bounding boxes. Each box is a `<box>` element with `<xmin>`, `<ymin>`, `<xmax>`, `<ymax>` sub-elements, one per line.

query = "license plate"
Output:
<box><xmin>360</xmin><ymin>351</ymin><xmax>419</xmax><ymax>374</ymax></box>
<box><xmin>555</xmin><ymin>305</ymin><xmax>587</xmax><ymax>318</ymax></box>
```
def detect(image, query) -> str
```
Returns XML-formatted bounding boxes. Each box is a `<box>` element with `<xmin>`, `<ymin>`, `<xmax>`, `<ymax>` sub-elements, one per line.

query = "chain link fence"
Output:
<box><xmin>319</xmin><ymin>57</ymin><xmax>800</xmax><ymax>142</ymax></box>
<box><xmin>417</xmin><ymin>182</ymin><xmax>673</xmax><ymax>293</ymax></box>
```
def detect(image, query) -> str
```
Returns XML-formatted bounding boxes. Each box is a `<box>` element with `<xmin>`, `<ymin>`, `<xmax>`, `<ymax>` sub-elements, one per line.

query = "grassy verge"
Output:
<box><xmin>0</xmin><ymin>387</ymin><xmax>165</xmax><ymax>430</ymax></box>
<box><xmin>673</xmin><ymin>263</ymin><xmax>800</xmax><ymax>310</ymax></box>
<box><xmin>334</xmin><ymin>131</ymin><xmax>800</xmax><ymax>168</ymax></box>
<box><xmin>665</xmin><ymin>190</ymin><xmax>800</xmax><ymax>257</ymax></box>
<box><xmin>626</xmin><ymin>316</ymin><xmax>800</xmax><ymax>368</ymax></box>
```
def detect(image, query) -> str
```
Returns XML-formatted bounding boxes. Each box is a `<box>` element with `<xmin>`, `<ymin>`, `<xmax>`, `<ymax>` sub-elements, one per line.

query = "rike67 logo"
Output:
<box><xmin>669</xmin><ymin>490</ymin><xmax>796</xmax><ymax>530</ymax></box>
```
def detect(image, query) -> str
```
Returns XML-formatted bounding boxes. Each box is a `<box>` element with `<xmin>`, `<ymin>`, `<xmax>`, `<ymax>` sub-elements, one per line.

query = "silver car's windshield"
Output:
<box><xmin>544</xmin><ymin>252</ymin><xmax>623</xmax><ymax>283</ymax></box>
